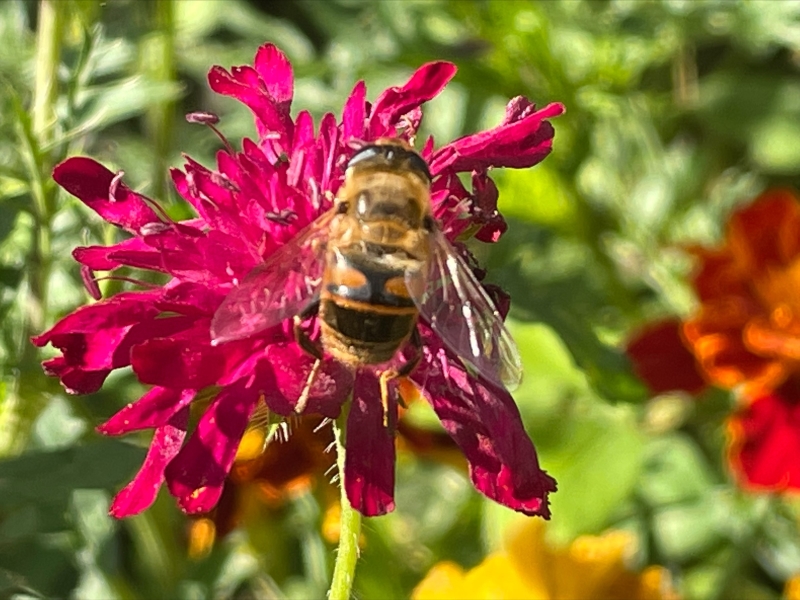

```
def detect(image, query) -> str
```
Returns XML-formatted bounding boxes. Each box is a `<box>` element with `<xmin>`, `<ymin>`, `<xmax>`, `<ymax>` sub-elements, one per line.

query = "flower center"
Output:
<box><xmin>745</xmin><ymin>260</ymin><xmax>800</xmax><ymax>361</ymax></box>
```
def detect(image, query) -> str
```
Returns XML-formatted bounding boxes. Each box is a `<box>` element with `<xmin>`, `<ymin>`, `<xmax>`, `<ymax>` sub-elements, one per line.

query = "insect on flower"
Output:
<box><xmin>211</xmin><ymin>137</ymin><xmax>522</xmax><ymax>415</ymax></box>
<box><xmin>36</xmin><ymin>44</ymin><xmax>562</xmax><ymax>518</ymax></box>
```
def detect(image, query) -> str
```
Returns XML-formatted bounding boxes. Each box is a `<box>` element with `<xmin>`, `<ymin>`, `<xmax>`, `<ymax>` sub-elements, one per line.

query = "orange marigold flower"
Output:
<box><xmin>626</xmin><ymin>189</ymin><xmax>800</xmax><ymax>492</ymax></box>
<box><xmin>412</xmin><ymin>520</ymin><xmax>679</xmax><ymax>600</ymax></box>
<box><xmin>683</xmin><ymin>189</ymin><xmax>800</xmax><ymax>396</ymax></box>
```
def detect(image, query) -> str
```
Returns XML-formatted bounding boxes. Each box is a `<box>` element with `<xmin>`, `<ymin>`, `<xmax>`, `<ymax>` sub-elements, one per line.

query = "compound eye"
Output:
<box><xmin>347</xmin><ymin>146</ymin><xmax>381</xmax><ymax>169</ymax></box>
<box><xmin>407</xmin><ymin>154</ymin><xmax>432</xmax><ymax>182</ymax></box>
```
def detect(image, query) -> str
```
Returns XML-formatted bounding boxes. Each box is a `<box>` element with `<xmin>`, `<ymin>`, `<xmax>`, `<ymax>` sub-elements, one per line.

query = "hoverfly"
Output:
<box><xmin>210</xmin><ymin>138</ymin><xmax>521</xmax><ymax>403</ymax></box>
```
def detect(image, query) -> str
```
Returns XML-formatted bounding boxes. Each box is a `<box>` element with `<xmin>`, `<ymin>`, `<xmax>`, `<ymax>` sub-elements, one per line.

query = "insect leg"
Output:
<box><xmin>397</xmin><ymin>327</ymin><xmax>422</xmax><ymax>378</ymax></box>
<box><xmin>379</xmin><ymin>371</ymin><xmax>394</xmax><ymax>429</ymax></box>
<box><xmin>295</xmin><ymin>358</ymin><xmax>322</xmax><ymax>415</ymax></box>
<box><xmin>293</xmin><ymin>297</ymin><xmax>323</xmax><ymax>360</ymax></box>
<box><xmin>379</xmin><ymin>328</ymin><xmax>423</xmax><ymax>426</ymax></box>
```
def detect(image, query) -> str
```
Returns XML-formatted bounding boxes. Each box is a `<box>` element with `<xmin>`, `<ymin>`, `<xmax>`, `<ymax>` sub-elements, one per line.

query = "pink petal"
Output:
<box><xmin>80</xmin><ymin>264</ymin><xmax>102</xmax><ymax>300</ymax></box>
<box><xmin>52</xmin><ymin>315</ymin><xmax>195</xmax><ymax>371</ymax></box>
<box><xmin>317</xmin><ymin>112</ymin><xmax>340</xmax><ymax>192</ymax></box>
<box><xmin>285</xmin><ymin>110</ymin><xmax>340</xmax><ymax>213</ymax></box>
<box><xmin>503</xmin><ymin>95</ymin><xmax>538</xmax><ymax>124</ymax></box>
<box><xmin>130</xmin><ymin>320</ymin><xmax>254</xmax><ymax>389</ymax></box>
<box><xmin>164</xmin><ymin>377</ymin><xmax>262</xmax><ymax>513</ymax></box>
<box><xmin>253</xmin><ymin>43</ymin><xmax>293</xmax><ymax>107</ymax></box>
<box><xmin>262</xmin><ymin>343</ymin><xmax>352</xmax><ymax>418</ymax></box>
<box><xmin>411</xmin><ymin>327</ymin><xmax>556</xmax><ymax>517</ymax></box>
<box><xmin>33</xmin><ymin>291</ymin><xmax>160</xmax><ymax>344</ymax></box>
<box><xmin>242</xmin><ymin>137</ymin><xmax>274</xmax><ymax>172</ymax></box>
<box><xmin>98</xmin><ymin>387</ymin><xmax>195</xmax><ymax>435</ymax></box>
<box><xmin>37</xmin><ymin>306</ymin><xmax>197</xmax><ymax>394</ymax></box>
<box><xmin>100</xmin><ymin>248</ymin><xmax>167</xmax><ymax>273</ymax></box>
<box><xmin>175</xmin><ymin>155</ymin><xmax>264</xmax><ymax>246</ymax></box>
<box><xmin>201</xmin><ymin>229</ymin><xmax>262</xmax><ymax>284</ymax></box>
<box><xmin>471</xmin><ymin>172</ymin><xmax>507</xmax><ymax>243</ymax></box>
<box><xmin>120</xmin><ymin>314</ymin><xmax>199</xmax><ymax>360</ymax></box>
<box><xmin>156</xmin><ymin>282</ymin><xmax>223</xmax><ymax>317</ymax></box>
<box><xmin>288</xmin><ymin>111</ymin><xmax>315</xmax><ymax>187</ymax></box>
<box><xmin>368</xmin><ymin>62</ymin><xmax>457</xmax><ymax>138</ymax></box>
<box><xmin>48</xmin><ymin>327</ymin><xmax>132</xmax><ymax>371</ymax></box>
<box><xmin>53</xmin><ymin>157</ymin><xmax>159</xmax><ymax>232</ymax></box>
<box><xmin>109</xmin><ymin>407</ymin><xmax>188</xmax><ymax>518</ymax></box>
<box><xmin>344</xmin><ymin>370</ymin><xmax>396</xmax><ymax>516</ymax></box>
<box><xmin>42</xmin><ymin>356</ymin><xmax>110</xmax><ymax>394</ymax></box>
<box><xmin>72</xmin><ymin>237</ymin><xmax>154</xmax><ymax>270</ymax></box>
<box><xmin>429</xmin><ymin>100</ymin><xmax>565</xmax><ymax>174</ymax></box>
<box><xmin>208</xmin><ymin>61</ymin><xmax>292</xmax><ymax>141</ymax></box>
<box><xmin>139</xmin><ymin>225</ymin><xmax>250</xmax><ymax>287</ymax></box>
<box><xmin>342</xmin><ymin>80</ymin><xmax>367</xmax><ymax>141</ymax></box>
<box><xmin>430</xmin><ymin>173</ymin><xmax>472</xmax><ymax>240</ymax></box>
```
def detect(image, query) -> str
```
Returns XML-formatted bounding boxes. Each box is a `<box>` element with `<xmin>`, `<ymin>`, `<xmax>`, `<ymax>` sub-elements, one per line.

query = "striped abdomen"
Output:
<box><xmin>319</xmin><ymin>244</ymin><xmax>419</xmax><ymax>365</ymax></box>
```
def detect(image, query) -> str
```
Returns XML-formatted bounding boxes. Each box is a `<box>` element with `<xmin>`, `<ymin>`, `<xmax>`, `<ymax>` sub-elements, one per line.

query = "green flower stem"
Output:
<box><xmin>32</xmin><ymin>0</ymin><xmax>62</xmax><ymax>143</ymax></box>
<box><xmin>329</xmin><ymin>405</ymin><xmax>362</xmax><ymax>600</ymax></box>
<box><xmin>143</xmin><ymin>0</ymin><xmax>176</xmax><ymax>201</ymax></box>
<box><xmin>28</xmin><ymin>0</ymin><xmax>64</xmax><ymax>333</ymax></box>
<box><xmin>4</xmin><ymin>0</ymin><xmax>66</xmax><ymax>455</ymax></box>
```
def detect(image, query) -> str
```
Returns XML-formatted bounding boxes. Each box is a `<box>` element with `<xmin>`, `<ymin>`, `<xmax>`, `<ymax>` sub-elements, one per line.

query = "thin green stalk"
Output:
<box><xmin>32</xmin><ymin>0</ymin><xmax>62</xmax><ymax>144</ymax></box>
<box><xmin>143</xmin><ymin>0</ymin><xmax>176</xmax><ymax>201</ymax></box>
<box><xmin>328</xmin><ymin>405</ymin><xmax>362</xmax><ymax>600</ymax></box>
<box><xmin>4</xmin><ymin>0</ymin><xmax>66</xmax><ymax>455</ymax></box>
<box><xmin>27</xmin><ymin>0</ymin><xmax>64</xmax><ymax>333</ymax></box>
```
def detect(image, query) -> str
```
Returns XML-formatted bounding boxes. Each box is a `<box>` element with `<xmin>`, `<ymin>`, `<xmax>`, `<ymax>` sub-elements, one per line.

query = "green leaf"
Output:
<box><xmin>0</xmin><ymin>438</ymin><xmax>146</xmax><ymax>509</ymax></box>
<box><xmin>542</xmin><ymin>404</ymin><xmax>646</xmax><ymax>544</ymax></box>
<box><xmin>60</xmin><ymin>77</ymin><xmax>184</xmax><ymax>145</ymax></box>
<box><xmin>652</xmin><ymin>495</ymin><xmax>726</xmax><ymax>561</ymax></box>
<box><xmin>488</xmin><ymin>222</ymin><xmax>648</xmax><ymax>404</ymax></box>
<box><xmin>751</xmin><ymin>115</ymin><xmax>800</xmax><ymax>173</ymax></box>
<box><xmin>0</xmin><ymin>538</ymin><xmax>79</xmax><ymax>598</ymax></box>
<box><xmin>507</xmin><ymin>320</ymin><xmax>589</xmax><ymax>423</ymax></box>
<box><xmin>495</xmin><ymin>165</ymin><xmax>577</xmax><ymax>231</ymax></box>
<box><xmin>30</xmin><ymin>396</ymin><xmax>88</xmax><ymax>450</ymax></box>
<box><xmin>638</xmin><ymin>433</ymin><xmax>716</xmax><ymax>506</ymax></box>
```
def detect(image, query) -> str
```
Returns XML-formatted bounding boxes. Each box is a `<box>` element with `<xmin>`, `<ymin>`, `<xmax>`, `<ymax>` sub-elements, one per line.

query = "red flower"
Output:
<box><xmin>728</xmin><ymin>380</ymin><xmax>800</xmax><ymax>491</ymax></box>
<box><xmin>626</xmin><ymin>320</ymin><xmax>707</xmax><ymax>396</ymax></box>
<box><xmin>34</xmin><ymin>45</ymin><xmax>563</xmax><ymax>518</ymax></box>
<box><xmin>626</xmin><ymin>190</ymin><xmax>800</xmax><ymax>491</ymax></box>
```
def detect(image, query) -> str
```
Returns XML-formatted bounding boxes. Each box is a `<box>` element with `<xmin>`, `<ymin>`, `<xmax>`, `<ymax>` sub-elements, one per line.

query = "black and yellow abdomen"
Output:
<box><xmin>319</xmin><ymin>244</ymin><xmax>419</xmax><ymax>365</ymax></box>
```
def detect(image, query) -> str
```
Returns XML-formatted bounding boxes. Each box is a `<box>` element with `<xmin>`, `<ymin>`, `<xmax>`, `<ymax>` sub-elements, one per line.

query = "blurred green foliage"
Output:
<box><xmin>1</xmin><ymin>0</ymin><xmax>800</xmax><ymax>598</ymax></box>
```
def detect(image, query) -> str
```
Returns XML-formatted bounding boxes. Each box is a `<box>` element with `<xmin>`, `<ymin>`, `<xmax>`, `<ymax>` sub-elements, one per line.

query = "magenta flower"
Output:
<box><xmin>34</xmin><ymin>44</ymin><xmax>563</xmax><ymax>518</ymax></box>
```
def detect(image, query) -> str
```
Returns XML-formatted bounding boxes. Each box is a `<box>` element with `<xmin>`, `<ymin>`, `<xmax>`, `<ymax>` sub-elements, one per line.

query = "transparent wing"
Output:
<box><xmin>210</xmin><ymin>211</ymin><xmax>334</xmax><ymax>344</ymax></box>
<box><xmin>406</xmin><ymin>228</ymin><xmax>522</xmax><ymax>390</ymax></box>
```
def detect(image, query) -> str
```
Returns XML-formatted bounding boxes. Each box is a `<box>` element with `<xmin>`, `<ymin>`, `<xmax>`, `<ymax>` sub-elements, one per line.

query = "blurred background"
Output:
<box><xmin>2</xmin><ymin>0</ymin><xmax>800</xmax><ymax>598</ymax></box>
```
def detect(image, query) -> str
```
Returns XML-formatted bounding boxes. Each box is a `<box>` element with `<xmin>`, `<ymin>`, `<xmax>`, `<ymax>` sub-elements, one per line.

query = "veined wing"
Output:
<box><xmin>405</xmin><ymin>227</ymin><xmax>522</xmax><ymax>390</ymax></box>
<box><xmin>210</xmin><ymin>210</ymin><xmax>335</xmax><ymax>345</ymax></box>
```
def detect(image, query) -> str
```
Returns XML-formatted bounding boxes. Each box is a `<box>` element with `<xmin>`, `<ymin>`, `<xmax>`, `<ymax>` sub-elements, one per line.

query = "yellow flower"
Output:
<box><xmin>785</xmin><ymin>575</ymin><xmax>800</xmax><ymax>600</ymax></box>
<box><xmin>413</xmin><ymin>520</ymin><xmax>678</xmax><ymax>600</ymax></box>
